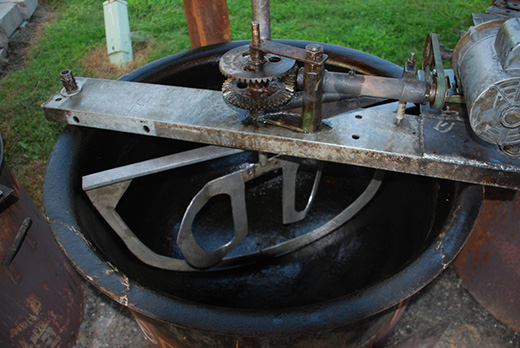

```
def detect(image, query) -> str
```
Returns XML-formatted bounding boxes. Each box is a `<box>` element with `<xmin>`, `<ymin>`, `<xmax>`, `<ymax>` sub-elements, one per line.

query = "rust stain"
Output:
<box><xmin>26</xmin><ymin>294</ymin><xmax>42</xmax><ymax>316</ymax></box>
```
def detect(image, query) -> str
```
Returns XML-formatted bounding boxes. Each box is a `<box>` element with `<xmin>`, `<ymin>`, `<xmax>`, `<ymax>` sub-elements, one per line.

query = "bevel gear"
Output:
<box><xmin>220</xmin><ymin>45</ymin><xmax>297</xmax><ymax>110</ymax></box>
<box><xmin>222</xmin><ymin>66</ymin><xmax>296</xmax><ymax>110</ymax></box>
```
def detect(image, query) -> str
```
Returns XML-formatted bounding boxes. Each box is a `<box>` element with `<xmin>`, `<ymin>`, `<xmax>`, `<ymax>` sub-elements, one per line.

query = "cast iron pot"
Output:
<box><xmin>44</xmin><ymin>41</ymin><xmax>483</xmax><ymax>347</ymax></box>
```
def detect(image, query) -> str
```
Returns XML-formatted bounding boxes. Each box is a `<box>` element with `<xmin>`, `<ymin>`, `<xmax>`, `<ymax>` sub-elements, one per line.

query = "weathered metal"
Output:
<box><xmin>453</xmin><ymin>18</ymin><xmax>520</xmax><ymax>146</ymax></box>
<box><xmin>303</xmin><ymin>43</ymin><xmax>325</xmax><ymax>132</ymax></box>
<box><xmin>83</xmin><ymin>149</ymin><xmax>381</xmax><ymax>271</ymax></box>
<box><xmin>455</xmin><ymin>188</ymin><xmax>520</xmax><ymax>332</ymax></box>
<box><xmin>251</xmin><ymin>0</ymin><xmax>271</xmax><ymax>40</ymax></box>
<box><xmin>182</xmin><ymin>0</ymin><xmax>231</xmax><ymax>48</ymax></box>
<box><xmin>0</xmin><ymin>134</ymin><xmax>84</xmax><ymax>347</ymax></box>
<box><xmin>318</xmin><ymin>71</ymin><xmax>428</xmax><ymax>104</ymax></box>
<box><xmin>42</xmin><ymin>69</ymin><xmax>520</xmax><ymax>190</ymax></box>
<box><xmin>59</xmin><ymin>69</ymin><xmax>80</xmax><ymax>96</ymax></box>
<box><xmin>44</xmin><ymin>41</ymin><xmax>483</xmax><ymax>347</ymax></box>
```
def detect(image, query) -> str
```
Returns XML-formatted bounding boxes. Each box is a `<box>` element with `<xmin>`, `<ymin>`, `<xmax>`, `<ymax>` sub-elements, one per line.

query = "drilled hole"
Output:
<box><xmin>72</xmin><ymin>116</ymin><xmax>80</xmax><ymax>123</ymax></box>
<box><xmin>269</xmin><ymin>56</ymin><xmax>281</xmax><ymax>63</ymax></box>
<box><xmin>237</xmin><ymin>82</ymin><xmax>248</xmax><ymax>89</ymax></box>
<box><xmin>355</xmin><ymin>115</ymin><xmax>362</xmax><ymax>119</ymax></box>
<box><xmin>55</xmin><ymin>97</ymin><xmax>62</xmax><ymax>102</ymax></box>
<box><xmin>143</xmin><ymin>125</ymin><xmax>150</xmax><ymax>133</ymax></box>
<box><xmin>352</xmin><ymin>134</ymin><xmax>360</xmax><ymax>140</ymax></box>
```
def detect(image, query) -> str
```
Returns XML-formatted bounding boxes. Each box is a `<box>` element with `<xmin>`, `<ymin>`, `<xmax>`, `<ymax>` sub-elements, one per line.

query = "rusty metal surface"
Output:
<box><xmin>182</xmin><ymin>0</ymin><xmax>231</xmax><ymax>48</ymax></box>
<box><xmin>130</xmin><ymin>307</ymin><xmax>402</xmax><ymax>348</ymax></box>
<box><xmin>0</xmin><ymin>160</ymin><xmax>84</xmax><ymax>347</ymax></box>
<box><xmin>42</xmin><ymin>76</ymin><xmax>520</xmax><ymax>189</ymax></box>
<box><xmin>455</xmin><ymin>188</ymin><xmax>520</xmax><ymax>332</ymax></box>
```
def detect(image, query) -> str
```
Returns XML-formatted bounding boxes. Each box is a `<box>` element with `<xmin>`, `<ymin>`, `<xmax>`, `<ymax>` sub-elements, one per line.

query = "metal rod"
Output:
<box><xmin>251</xmin><ymin>0</ymin><xmax>271</xmax><ymax>40</ymax></box>
<box><xmin>60</xmin><ymin>70</ymin><xmax>79</xmax><ymax>94</ymax></box>
<box><xmin>302</xmin><ymin>44</ymin><xmax>325</xmax><ymax>132</ymax></box>
<box><xmin>2</xmin><ymin>218</ymin><xmax>32</xmax><ymax>267</ymax></box>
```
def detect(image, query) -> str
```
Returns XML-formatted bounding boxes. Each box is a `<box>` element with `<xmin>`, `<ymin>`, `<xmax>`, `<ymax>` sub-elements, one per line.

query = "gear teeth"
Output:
<box><xmin>219</xmin><ymin>45</ymin><xmax>297</xmax><ymax>85</ymax></box>
<box><xmin>221</xmin><ymin>65</ymin><xmax>297</xmax><ymax>111</ymax></box>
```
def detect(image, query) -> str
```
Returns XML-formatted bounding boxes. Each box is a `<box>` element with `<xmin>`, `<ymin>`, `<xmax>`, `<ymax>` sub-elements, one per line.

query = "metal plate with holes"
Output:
<box><xmin>43</xmin><ymin>77</ymin><xmax>520</xmax><ymax>189</ymax></box>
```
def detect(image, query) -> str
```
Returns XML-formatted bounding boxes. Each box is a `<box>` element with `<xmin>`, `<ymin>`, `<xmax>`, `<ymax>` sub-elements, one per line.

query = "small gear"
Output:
<box><xmin>222</xmin><ymin>66</ymin><xmax>296</xmax><ymax>110</ymax></box>
<box><xmin>219</xmin><ymin>45</ymin><xmax>296</xmax><ymax>84</ymax></box>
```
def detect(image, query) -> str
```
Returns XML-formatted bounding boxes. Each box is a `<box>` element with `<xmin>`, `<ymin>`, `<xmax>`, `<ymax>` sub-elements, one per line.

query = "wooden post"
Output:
<box><xmin>182</xmin><ymin>0</ymin><xmax>232</xmax><ymax>48</ymax></box>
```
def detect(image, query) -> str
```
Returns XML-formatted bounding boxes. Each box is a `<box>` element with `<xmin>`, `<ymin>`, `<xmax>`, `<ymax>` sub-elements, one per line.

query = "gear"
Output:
<box><xmin>222</xmin><ymin>66</ymin><xmax>296</xmax><ymax>110</ymax></box>
<box><xmin>219</xmin><ymin>45</ymin><xmax>296</xmax><ymax>84</ymax></box>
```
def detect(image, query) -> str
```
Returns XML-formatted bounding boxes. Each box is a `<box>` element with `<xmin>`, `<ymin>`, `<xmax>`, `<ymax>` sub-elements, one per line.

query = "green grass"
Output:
<box><xmin>0</xmin><ymin>0</ymin><xmax>488</xmax><ymax>197</ymax></box>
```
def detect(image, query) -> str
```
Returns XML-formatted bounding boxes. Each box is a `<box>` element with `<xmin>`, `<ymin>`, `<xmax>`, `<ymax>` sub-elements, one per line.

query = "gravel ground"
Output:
<box><xmin>73</xmin><ymin>265</ymin><xmax>520</xmax><ymax>348</ymax></box>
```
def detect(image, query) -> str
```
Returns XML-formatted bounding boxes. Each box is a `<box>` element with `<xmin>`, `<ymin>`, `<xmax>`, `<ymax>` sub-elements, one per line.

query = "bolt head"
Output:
<box><xmin>306</xmin><ymin>44</ymin><xmax>324</xmax><ymax>61</ymax></box>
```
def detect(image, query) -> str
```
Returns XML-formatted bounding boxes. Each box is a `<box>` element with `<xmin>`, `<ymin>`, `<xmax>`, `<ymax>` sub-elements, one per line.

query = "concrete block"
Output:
<box><xmin>0</xmin><ymin>3</ymin><xmax>23</xmax><ymax>38</ymax></box>
<box><xmin>0</xmin><ymin>0</ymin><xmax>38</xmax><ymax>20</ymax></box>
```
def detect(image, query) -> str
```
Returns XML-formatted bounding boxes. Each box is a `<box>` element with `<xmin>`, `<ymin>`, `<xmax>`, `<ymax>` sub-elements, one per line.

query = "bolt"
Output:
<box><xmin>60</xmin><ymin>70</ymin><xmax>79</xmax><ymax>95</ymax></box>
<box><xmin>396</xmin><ymin>101</ymin><xmax>406</xmax><ymax>126</ymax></box>
<box><xmin>407</xmin><ymin>52</ymin><xmax>416</xmax><ymax>67</ymax></box>
<box><xmin>305</xmin><ymin>44</ymin><xmax>324</xmax><ymax>62</ymax></box>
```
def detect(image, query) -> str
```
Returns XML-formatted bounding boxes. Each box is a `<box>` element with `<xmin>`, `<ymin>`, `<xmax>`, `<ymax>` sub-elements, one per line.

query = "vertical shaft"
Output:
<box><xmin>251</xmin><ymin>0</ymin><xmax>271</xmax><ymax>40</ymax></box>
<box><xmin>302</xmin><ymin>44</ymin><xmax>325</xmax><ymax>133</ymax></box>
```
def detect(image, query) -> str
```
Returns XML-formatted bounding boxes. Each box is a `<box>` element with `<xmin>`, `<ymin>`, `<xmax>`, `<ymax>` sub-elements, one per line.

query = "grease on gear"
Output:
<box><xmin>222</xmin><ymin>66</ymin><xmax>297</xmax><ymax>110</ymax></box>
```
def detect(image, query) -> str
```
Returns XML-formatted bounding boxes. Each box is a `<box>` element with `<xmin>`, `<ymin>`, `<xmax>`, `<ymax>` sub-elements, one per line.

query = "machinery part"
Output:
<box><xmin>44</xmin><ymin>41</ymin><xmax>483</xmax><ymax>347</ymax></box>
<box><xmin>453</xmin><ymin>18</ymin><xmax>520</xmax><ymax>146</ymax></box>
<box><xmin>222</xmin><ymin>67</ymin><xmax>296</xmax><ymax>110</ymax></box>
<box><xmin>423</xmin><ymin>33</ymin><xmax>447</xmax><ymax>110</ymax></box>
<box><xmin>251</xmin><ymin>0</ymin><xmax>270</xmax><ymax>40</ymax></box>
<box><xmin>316</xmin><ymin>71</ymin><xmax>428</xmax><ymax>104</ymax></box>
<box><xmin>455</xmin><ymin>188</ymin><xmax>520</xmax><ymax>333</ymax></box>
<box><xmin>60</xmin><ymin>69</ymin><xmax>81</xmax><ymax>97</ymax></box>
<box><xmin>302</xmin><ymin>44</ymin><xmax>325</xmax><ymax>132</ymax></box>
<box><xmin>219</xmin><ymin>44</ymin><xmax>296</xmax><ymax>84</ymax></box>
<box><xmin>43</xmin><ymin>73</ymin><xmax>520</xmax><ymax>190</ymax></box>
<box><xmin>83</xmin><ymin>145</ymin><xmax>380</xmax><ymax>271</ymax></box>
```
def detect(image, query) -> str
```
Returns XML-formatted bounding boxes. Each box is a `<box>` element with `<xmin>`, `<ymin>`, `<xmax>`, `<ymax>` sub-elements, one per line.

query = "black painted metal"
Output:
<box><xmin>44</xmin><ymin>41</ymin><xmax>483</xmax><ymax>346</ymax></box>
<box><xmin>1</xmin><ymin>132</ymin><xmax>84</xmax><ymax>347</ymax></box>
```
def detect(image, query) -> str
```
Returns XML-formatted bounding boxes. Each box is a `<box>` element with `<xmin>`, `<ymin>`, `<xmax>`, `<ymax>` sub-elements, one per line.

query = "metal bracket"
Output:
<box><xmin>43</xmin><ymin>77</ymin><xmax>520</xmax><ymax>189</ymax></box>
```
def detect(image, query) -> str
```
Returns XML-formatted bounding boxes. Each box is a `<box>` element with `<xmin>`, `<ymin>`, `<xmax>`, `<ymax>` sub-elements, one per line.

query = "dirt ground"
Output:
<box><xmin>3</xmin><ymin>4</ymin><xmax>520</xmax><ymax>348</ymax></box>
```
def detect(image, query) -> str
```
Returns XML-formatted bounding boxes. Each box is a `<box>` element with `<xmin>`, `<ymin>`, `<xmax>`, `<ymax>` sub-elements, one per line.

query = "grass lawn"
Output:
<box><xmin>0</xmin><ymin>0</ymin><xmax>488</xmax><ymax>204</ymax></box>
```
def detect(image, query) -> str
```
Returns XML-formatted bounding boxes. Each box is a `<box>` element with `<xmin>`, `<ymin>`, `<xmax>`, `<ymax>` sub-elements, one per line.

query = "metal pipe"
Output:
<box><xmin>314</xmin><ymin>71</ymin><xmax>428</xmax><ymax>104</ymax></box>
<box><xmin>251</xmin><ymin>0</ymin><xmax>271</xmax><ymax>40</ymax></box>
